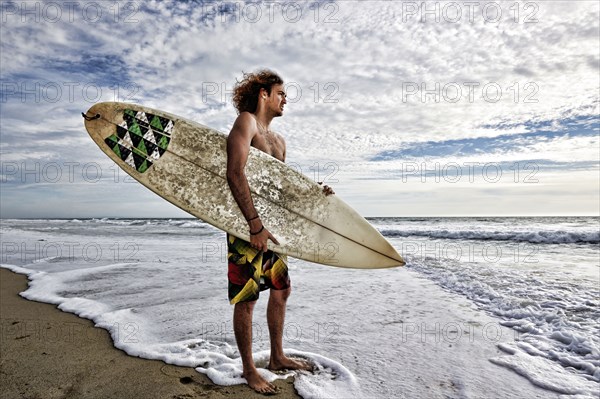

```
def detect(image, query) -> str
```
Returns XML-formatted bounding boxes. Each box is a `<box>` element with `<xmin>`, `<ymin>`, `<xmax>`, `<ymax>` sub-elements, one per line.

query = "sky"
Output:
<box><xmin>1</xmin><ymin>0</ymin><xmax>599</xmax><ymax>218</ymax></box>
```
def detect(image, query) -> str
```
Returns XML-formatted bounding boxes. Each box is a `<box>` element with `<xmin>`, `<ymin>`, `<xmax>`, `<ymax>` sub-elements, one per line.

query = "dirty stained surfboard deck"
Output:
<box><xmin>83</xmin><ymin>102</ymin><xmax>405</xmax><ymax>268</ymax></box>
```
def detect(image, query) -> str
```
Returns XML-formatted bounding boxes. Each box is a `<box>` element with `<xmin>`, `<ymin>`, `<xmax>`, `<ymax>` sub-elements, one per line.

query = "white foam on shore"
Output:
<box><xmin>0</xmin><ymin>261</ymin><xmax>358</xmax><ymax>399</ymax></box>
<box><xmin>2</xmin><ymin>263</ymin><xmax>37</xmax><ymax>276</ymax></box>
<box><xmin>196</xmin><ymin>348</ymin><xmax>359</xmax><ymax>399</ymax></box>
<box><xmin>281</xmin><ymin>349</ymin><xmax>359</xmax><ymax>399</ymax></box>
<box><xmin>491</xmin><ymin>343</ymin><xmax>599</xmax><ymax>397</ymax></box>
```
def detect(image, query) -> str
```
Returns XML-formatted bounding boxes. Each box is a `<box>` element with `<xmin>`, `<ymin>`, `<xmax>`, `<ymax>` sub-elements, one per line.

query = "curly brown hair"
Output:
<box><xmin>232</xmin><ymin>69</ymin><xmax>284</xmax><ymax>114</ymax></box>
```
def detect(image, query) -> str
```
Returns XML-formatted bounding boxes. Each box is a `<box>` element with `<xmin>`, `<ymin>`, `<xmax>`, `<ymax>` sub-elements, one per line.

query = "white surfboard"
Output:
<box><xmin>83</xmin><ymin>102</ymin><xmax>404</xmax><ymax>268</ymax></box>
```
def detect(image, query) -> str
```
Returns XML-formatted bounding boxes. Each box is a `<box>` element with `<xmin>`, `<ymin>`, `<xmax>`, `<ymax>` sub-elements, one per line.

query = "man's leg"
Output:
<box><xmin>233</xmin><ymin>300</ymin><xmax>277</xmax><ymax>394</ymax></box>
<box><xmin>267</xmin><ymin>287</ymin><xmax>312</xmax><ymax>371</ymax></box>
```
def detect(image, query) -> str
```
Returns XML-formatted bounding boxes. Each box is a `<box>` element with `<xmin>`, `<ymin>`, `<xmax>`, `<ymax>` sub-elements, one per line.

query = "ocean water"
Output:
<box><xmin>1</xmin><ymin>217</ymin><xmax>598</xmax><ymax>398</ymax></box>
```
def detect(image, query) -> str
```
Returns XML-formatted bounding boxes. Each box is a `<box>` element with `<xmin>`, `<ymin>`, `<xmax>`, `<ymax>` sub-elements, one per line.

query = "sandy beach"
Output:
<box><xmin>0</xmin><ymin>268</ymin><xmax>299</xmax><ymax>399</ymax></box>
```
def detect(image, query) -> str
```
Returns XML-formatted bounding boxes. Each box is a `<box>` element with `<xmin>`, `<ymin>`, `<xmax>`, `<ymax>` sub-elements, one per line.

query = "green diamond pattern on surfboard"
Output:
<box><xmin>124</xmin><ymin>109</ymin><xmax>174</xmax><ymax>135</ymax></box>
<box><xmin>103</xmin><ymin>109</ymin><xmax>174</xmax><ymax>173</ymax></box>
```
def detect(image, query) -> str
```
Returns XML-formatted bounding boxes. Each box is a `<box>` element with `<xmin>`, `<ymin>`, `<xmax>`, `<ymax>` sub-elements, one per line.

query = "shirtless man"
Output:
<box><xmin>226</xmin><ymin>70</ymin><xmax>333</xmax><ymax>394</ymax></box>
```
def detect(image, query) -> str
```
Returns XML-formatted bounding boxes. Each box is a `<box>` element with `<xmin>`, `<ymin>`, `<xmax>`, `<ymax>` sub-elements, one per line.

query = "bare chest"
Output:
<box><xmin>251</xmin><ymin>132</ymin><xmax>285</xmax><ymax>162</ymax></box>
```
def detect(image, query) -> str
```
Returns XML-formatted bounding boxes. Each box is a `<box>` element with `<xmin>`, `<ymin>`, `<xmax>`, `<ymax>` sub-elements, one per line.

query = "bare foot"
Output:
<box><xmin>242</xmin><ymin>369</ymin><xmax>279</xmax><ymax>395</ymax></box>
<box><xmin>268</xmin><ymin>356</ymin><xmax>313</xmax><ymax>372</ymax></box>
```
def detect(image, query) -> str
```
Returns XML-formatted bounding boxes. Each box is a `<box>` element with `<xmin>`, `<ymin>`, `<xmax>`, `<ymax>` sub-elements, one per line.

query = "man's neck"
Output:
<box><xmin>253</xmin><ymin>109</ymin><xmax>273</xmax><ymax>131</ymax></box>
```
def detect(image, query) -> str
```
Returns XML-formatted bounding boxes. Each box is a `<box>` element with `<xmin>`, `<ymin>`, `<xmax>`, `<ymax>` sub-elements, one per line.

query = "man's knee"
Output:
<box><xmin>235</xmin><ymin>300</ymin><xmax>257</xmax><ymax>313</ymax></box>
<box><xmin>271</xmin><ymin>286</ymin><xmax>291</xmax><ymax>302</ymax></box>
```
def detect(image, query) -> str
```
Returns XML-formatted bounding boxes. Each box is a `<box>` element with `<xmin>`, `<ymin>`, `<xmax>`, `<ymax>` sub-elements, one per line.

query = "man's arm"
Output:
<box><xmin>226</xmin><ymin>113</ymin><xmax>259</xmax><ymax>222</ymax></box>
<box><xmin>226</xmin><ymin>113</ymin><xmax>279</xmax><ymax>251</ymax></box>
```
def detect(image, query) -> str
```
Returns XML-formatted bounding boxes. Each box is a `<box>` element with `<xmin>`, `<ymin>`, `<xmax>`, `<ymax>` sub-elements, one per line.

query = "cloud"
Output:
<box><xmin>1</xmin><ymin>0</ymin><xmax>599</xmax><ymax>216</ymax></box>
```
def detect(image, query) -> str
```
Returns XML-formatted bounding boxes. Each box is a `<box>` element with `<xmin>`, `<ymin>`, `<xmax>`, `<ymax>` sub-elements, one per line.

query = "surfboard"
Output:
<box><xmin>82</xmin><ymin>102</ymin><xmax>405</xmax><ymax>269</ymax></box>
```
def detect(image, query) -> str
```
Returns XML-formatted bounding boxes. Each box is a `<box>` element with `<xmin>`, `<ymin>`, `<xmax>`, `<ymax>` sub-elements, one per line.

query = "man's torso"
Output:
<box><xmin>251</xmin><ymin>130</ymin><xmax>285</xmax><ymax>162</ymax></box>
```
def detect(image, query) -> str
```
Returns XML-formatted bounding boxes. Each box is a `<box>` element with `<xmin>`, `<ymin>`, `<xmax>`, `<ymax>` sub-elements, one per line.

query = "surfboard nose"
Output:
<box><xmin>83</xmin><ymin>102</ymin><xmax>130</xmax><ymax>144</ymax></box>
<box><xmin>83</xmin><ymin>102</ymin><xmax>109</xmax><ymax>121</ymax></box>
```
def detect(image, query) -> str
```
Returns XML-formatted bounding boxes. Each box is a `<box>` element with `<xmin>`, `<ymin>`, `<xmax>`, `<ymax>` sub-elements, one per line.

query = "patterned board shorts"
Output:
<box><xmin>227</xmin><ymin>233</ymin><xmax>291</xmax><ymax>304</ymax></box>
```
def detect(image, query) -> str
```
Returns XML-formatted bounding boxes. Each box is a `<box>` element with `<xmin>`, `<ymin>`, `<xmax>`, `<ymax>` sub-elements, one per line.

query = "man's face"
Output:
<box><xmin>266</xmin><ymin>84</ymin><xmax>287</xmax><ymax>117</ymax></box>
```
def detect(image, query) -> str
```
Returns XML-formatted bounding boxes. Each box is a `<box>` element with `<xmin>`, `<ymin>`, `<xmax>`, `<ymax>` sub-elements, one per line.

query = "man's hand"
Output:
<box><xmin>318</xmin><ymin>182</ymin><xmax>335</xmax><ymax>196</ymax></box>
<box><xmin>249</xmin><ymin>221</ymin><xmax>279</xmax><ymax>252</ymax></box>
<box><xmin>251</xmin><ymin>227</ymin><xmax>279</xmax><ymax>252</ymax></box>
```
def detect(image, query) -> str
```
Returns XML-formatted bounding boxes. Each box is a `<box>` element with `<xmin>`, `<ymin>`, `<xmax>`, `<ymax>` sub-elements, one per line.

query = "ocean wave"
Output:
<box><xmin>89</xmin><ymin>218</ymin><xmax>209</xmax><ymax>228</ymax></box>
<box><xmin>380</xmin><ymin>228</ymin><xmax>600</xmax><ymax>244</ymax></box>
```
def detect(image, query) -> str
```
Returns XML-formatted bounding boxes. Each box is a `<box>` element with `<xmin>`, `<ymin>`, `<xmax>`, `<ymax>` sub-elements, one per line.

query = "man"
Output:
<box><xmin>226</xmin><ymin>69</ymin><xmax>333</xmax><ymax>394</ymax></box>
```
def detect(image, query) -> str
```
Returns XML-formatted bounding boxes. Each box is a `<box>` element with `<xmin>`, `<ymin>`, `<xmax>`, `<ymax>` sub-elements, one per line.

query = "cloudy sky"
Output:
<box><xmin>1</xmin><ymin>0</ymin><xmax>598</xmax><ymax>218</ymax></box>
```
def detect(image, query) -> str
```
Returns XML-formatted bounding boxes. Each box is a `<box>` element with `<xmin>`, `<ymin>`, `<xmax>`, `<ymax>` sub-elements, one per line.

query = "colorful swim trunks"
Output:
<box><xmin>227</xmin><ymin>233</ymin><xmax>291</xmax><ymax>304</ymax></box>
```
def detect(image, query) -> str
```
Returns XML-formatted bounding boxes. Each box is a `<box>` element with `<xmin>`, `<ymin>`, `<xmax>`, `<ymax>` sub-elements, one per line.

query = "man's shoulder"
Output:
<box><xmin>274</xmin><ymin>131</ymin><xmax>285</xmax><ymax>143</ymax></box>
<box><xmin>230</xmin><ymin>112</ymin><xmax>257</xmax><ymax>138</ymax></box>
<box><xmin>235</xmin><ymin>111</ymin><xmax>255</xmax><ymax>124</ymax></box>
